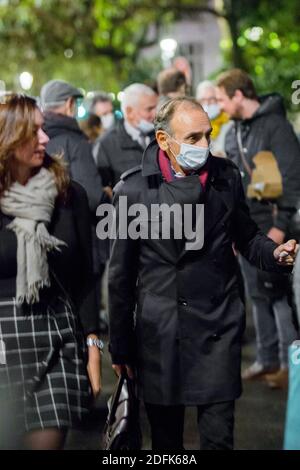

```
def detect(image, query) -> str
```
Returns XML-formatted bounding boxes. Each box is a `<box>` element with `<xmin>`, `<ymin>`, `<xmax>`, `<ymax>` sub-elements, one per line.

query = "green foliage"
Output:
<box><xmin>222</xmin><ymin>0</ymin><xmax>300</xmax><ymax>112</ymax></box>
<box><xmin>0</xmin><ymin>0</ymin><xmax>299</xmax><ymax>114</ymax></box>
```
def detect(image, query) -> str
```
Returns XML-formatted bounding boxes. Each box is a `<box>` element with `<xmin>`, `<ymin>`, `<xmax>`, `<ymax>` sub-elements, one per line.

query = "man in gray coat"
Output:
<box><xmin>41</xmin><ymin>79</ymin><xmax>103</xmax><ymax>213</ymax></box>
<box><xmin>108</xmin><ymin>97</ymin><xmax>298</xmax><ymax>449</ymax></box>
<box><xmin>95</xmin><ymin>83</ymin><xmax>157</xmax><ymax>190</ymax></box>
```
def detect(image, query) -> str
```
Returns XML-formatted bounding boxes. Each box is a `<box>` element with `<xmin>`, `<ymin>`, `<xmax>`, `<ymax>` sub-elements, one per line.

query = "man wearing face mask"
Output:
<box><xmin>108</xmin><ymin>97</ymin><xmax>298</xmax><ymax>450</ymax></box>
<box><xmin>95</xmin><ymin>83</ymin><xmax>158</xmax><ymax>190</ymax></box>
<box><xmin>196</xmin><ymin>80</ymin><xmax>232</xmax><ymax>157</ymax></box>
<box><xmin>91</xmin><ymin>92</ymin><xmax>115</xmax><ymax>131</ymax></box>
<box><xmin>41</xmin><ymin>79</ymin><xmax>103</xmax><ymax>212</ymax></box>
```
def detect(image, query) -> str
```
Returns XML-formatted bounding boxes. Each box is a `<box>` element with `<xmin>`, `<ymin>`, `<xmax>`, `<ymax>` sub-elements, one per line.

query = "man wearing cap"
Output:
<box><xmin>41</xmin><ymin>79</ymin><xmax>106</xmax><ymax>321</ymax></box>
<box><xmin>41</xmin><ymin>79</ymin><xmax>103</xmax><ymax>213</ymax></box>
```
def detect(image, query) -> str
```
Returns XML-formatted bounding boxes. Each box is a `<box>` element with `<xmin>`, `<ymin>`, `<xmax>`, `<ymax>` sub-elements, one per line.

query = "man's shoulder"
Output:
<box><xmin>113</xmin><ymin>165</ymin><xmax>143</xmax><ymax>196</ymax></box>
<box><xmin>99</xmin><ymin>121</ymin><xmax>123</xmax><ymax>146</ymax></box>
<box><xmin>211</xmin><ymin>155</ymin><xmax>239</xmax><ymax>173</ymax></box>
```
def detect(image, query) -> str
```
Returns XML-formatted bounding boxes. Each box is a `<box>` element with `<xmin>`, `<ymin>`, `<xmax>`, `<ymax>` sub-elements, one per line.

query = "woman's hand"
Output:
<box><xmin>86</xmin><ymin>336</ymin><xmax>102</xmax><ymax>399</ymax></box>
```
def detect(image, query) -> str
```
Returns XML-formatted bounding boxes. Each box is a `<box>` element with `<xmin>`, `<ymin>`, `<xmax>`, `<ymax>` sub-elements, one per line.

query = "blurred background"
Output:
<box><xmin>0</xmin><ymin>0</ymin><xmax>299</xmax><ymax>126</ymax></box>
<box><xmin>1</xmin><ymin>0</ymin><xmax>300</xmax><ymax>450</ymax></box>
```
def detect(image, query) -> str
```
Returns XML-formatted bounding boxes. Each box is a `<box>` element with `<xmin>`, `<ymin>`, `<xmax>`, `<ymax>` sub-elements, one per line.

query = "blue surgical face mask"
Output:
<box><xmin>137</xmin><ymin>119</ymin><xmax>154</xmax><ymax>134</ymax></box>
<box><xmin>168</xmin><ymin>135</ymin><xmax>210</xmax><ymax>171</ymax></box>
<box><xmin>202</xmin><ymin>103</ymin><xmax>220</xmax><ymax>120</ymax></box>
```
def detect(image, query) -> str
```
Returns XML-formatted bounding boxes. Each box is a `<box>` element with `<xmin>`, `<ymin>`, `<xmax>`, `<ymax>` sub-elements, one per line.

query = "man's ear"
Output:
<box><xmin>65</xmin><ymin>97</ymin><xmax>75</xmax><ymax>117</ymax></box>
<box><xmin>125</xmin><ymin>105</ymin><xmax>133</xmax><ymax>120</ymax></box>
<box><xmin>156</xmin><ymin>130</ymin><xmax>169</xmax><ymax>151</ymax></box>
<box><xmin>233</xmin><ymin>89</ymin><xmax>244</xmax><ymax>103</ymax></box>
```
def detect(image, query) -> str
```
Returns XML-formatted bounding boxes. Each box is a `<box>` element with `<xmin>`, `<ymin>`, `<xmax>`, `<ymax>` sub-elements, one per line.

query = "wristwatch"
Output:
<box><xmin>86</xmin><ymin>337</ymin><xmax>104</xmax><ymax>351</ymax></box>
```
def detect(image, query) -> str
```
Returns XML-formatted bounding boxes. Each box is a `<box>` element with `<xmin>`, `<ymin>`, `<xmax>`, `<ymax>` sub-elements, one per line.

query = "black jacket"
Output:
<box><xmin>225</xmin><ymin>93</ymin><xmax>300</xmax><ymax>234</ymax></box>
<box><xmin>95</xmin><ymin>119</ymin><xmax>154</xmax><ymax>188</ymax></box>
<box><xmin>44</xmin><ymin>112</ymin><xmax>103</xmax><ymax>213</ymax></box>
<box><xmin>0</xmin><ymin>182</ymin><xmax>99</xmax><ymax>336</ymax></box>
<box><xmin>108</xmin><ymin>141</ymin><xmax>284</xmax><ymax>406</ymax></box>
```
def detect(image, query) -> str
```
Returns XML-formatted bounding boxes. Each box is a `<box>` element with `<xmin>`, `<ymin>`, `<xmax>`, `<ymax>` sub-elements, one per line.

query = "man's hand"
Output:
<box><xmin>267</xmin><ymin>227</ymin><xmax>285</xmax><ymax>244</ymax></box>
<box><xmin>112</xmin><ymin>364</ymin><xmax>134</xmax><ymax>379</ymax></box>
<box><xmin>273</xmin><ymin>239</ymin><xmax>299</xmax><ymax>266</ymax></box>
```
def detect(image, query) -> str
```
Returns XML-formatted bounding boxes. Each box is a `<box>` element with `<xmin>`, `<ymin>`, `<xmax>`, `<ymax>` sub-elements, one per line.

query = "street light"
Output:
<box><xmin>160</xmin><ymin>38</ymin><xmax>178</xmax><ymax>68</ymax></box>
<box><xmin>19</xmin><ymin>71</ymin><xmax>33</xmax><ymax>91</ymax></box>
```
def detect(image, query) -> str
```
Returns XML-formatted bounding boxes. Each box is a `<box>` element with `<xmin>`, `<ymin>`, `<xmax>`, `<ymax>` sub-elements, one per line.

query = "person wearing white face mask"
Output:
<box><xmin>196</xmin><ymin>80</ymin><xmax>232</xmax><ymax>157</ymax></box>
<box><xmin>95</xmin><ymin>83</ymin><xmax>158</xmax><ymax>190</ymax></box>
<box><xmin>91</xmin><ymin>92</ymin><xmax>115</xmax><ymax>131</ymax></box>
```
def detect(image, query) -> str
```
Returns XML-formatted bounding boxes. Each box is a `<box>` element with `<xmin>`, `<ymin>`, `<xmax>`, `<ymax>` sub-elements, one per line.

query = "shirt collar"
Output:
<box><xmin>124</xmin><ymin>120</ymin><xmax>141</xmax><ymax>142</ymax></box>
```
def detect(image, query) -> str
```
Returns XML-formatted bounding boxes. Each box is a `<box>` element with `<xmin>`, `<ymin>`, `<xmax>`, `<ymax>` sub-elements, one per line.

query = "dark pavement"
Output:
<box><xmin>65</xmin><ymin>311</ymin><xmax>288</xmax><ymax>450</ymax></box>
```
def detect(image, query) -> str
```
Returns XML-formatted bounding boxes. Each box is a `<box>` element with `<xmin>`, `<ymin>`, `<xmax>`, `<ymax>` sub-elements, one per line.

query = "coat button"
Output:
<box><xmin>178</xmin><ymin>297</ymin><xmax>188</xmax><ymax>306</ymax></box>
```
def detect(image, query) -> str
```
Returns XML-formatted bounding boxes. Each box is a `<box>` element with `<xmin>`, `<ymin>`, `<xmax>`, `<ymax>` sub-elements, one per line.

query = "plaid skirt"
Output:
<box><xmin>0</xmin><ymin>295</ymin><xmax>91</xmax><ymax>433</ymax></box>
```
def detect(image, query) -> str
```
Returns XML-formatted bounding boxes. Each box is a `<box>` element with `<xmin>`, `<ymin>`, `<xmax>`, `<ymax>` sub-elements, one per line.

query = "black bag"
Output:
<box><xmin>102</xmin><ymin>371</ymin><xmax>142</xmax><ymax>450</ymax></box>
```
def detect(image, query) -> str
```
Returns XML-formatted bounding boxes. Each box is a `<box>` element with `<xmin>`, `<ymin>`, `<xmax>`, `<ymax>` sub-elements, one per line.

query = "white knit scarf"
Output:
<box><xmin>0</xmin><ymin>168</ymin><xmax>66</xmax><ymax>304</ymax></box>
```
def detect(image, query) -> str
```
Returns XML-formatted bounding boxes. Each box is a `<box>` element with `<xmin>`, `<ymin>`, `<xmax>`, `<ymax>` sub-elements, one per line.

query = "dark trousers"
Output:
<box><xmin>145</xmin><ymin>401</ymin><xmax>235</xmax><ymax>450</ymax></box>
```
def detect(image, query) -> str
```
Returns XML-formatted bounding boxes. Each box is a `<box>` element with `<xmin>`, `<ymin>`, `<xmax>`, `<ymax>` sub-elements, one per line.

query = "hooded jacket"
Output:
<box><xmin>225</xmin><ymin>93</ymin><xmax>300</xmax><ymax>234</ymax></box>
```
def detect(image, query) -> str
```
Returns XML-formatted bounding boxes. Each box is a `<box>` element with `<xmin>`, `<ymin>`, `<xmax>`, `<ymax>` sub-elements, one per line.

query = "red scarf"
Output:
<box><xmin>158</xmin><ymin>148</ymin><xmax>209</xmax><ymax>189</ymax></box>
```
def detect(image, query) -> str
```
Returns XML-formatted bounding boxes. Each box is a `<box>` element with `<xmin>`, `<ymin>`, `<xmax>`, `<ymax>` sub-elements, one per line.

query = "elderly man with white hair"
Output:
<box><xmin>196</xmin><ymin>80</ymin><xmax>232</xmax><ymax>157</ymax></box>
<box><xmin>95</xmin><ymin>83</ymin><xmax>158</xmax><ymax>189</ymax></box>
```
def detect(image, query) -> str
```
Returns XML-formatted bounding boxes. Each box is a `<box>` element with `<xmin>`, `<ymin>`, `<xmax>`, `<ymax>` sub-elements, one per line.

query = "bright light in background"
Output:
<box><xmin>244</xmin><ymin>26</ymin><xmax>264</xmax><ymax>42</ymax></box>
<box><xmin>117</xmin><ymin>91</ymin><xmax>124</xmax><ymax>102</ymax></box>
<box><xmin>64</xmin><ymin>49</ymin><xmax>74</xmax><ymax>59</ymax></box>
<box><xmin>109</xmin><ymin>92</ymin><xmax>115</xmax><ymax>101</ymax></box>
<box><xmin>19</xmin><ymin>71</ymin><xmax>33</xmax><ymax>90</ymax></box>
<box><xmin>160</xmin><ymin>38</ymin><xmax>178</xmax><ymax>55</ymax></box>
<box><xmin>86</xmin><ymin>91</ymin><xmax>95</xmax><ymax>99</ymax></box>
<box><xmin>160</xmin><ymin>38</ymin><xmax>178</xmax><ymax>67</ymax></box>
<box><xmin>77</xmin><ymin>105</ymin><xmax>86</xmax><ymax>119</ymax></box>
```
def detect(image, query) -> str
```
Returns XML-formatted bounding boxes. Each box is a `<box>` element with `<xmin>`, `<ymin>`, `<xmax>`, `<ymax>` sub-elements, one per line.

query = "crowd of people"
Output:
<box><xmin>0</xmin><ymin>61</ymin><xmax>300</xmax><ymax>450</ymax></box>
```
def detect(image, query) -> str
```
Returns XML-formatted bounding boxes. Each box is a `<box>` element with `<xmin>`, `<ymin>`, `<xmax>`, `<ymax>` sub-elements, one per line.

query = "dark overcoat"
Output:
<box><xmin>108</xmin><ymin>141</ymin><xmax>282</xmax><ymax>406</ymax></box>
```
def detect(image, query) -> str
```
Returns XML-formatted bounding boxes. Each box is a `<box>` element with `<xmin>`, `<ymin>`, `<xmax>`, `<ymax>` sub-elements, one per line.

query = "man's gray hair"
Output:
<box><xmin>196</xmin><ymin>80</ymin><xmax>215</xmax><ymax>101</ymax></box>
<box><xmin>154</xmin><ymin>96</ymin><xmax>203</xmax><ymax>135</ymax></box>
<box><xmin>121</xmin><ymin>83</ymin><xmax>156</xmax><ymax>115</ymax></box>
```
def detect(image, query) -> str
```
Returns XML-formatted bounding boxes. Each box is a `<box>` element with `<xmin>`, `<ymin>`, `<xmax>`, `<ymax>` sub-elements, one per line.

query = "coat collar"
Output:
<box><xmin>117</xmin><ymin>119</ymin><xmax>155</xmax><ymax>151</ymax></box>
<box><xmin>141</xmin><ymin>141</ymin><xmax>235</xmax><ymax>260</ymax></box>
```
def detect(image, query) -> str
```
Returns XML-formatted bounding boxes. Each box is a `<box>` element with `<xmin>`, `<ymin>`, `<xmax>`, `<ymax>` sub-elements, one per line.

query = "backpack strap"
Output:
<box><xmin>236</xmin><ymin>123</ymin><xmax>252</xmax><ymax>177</ymax></box>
